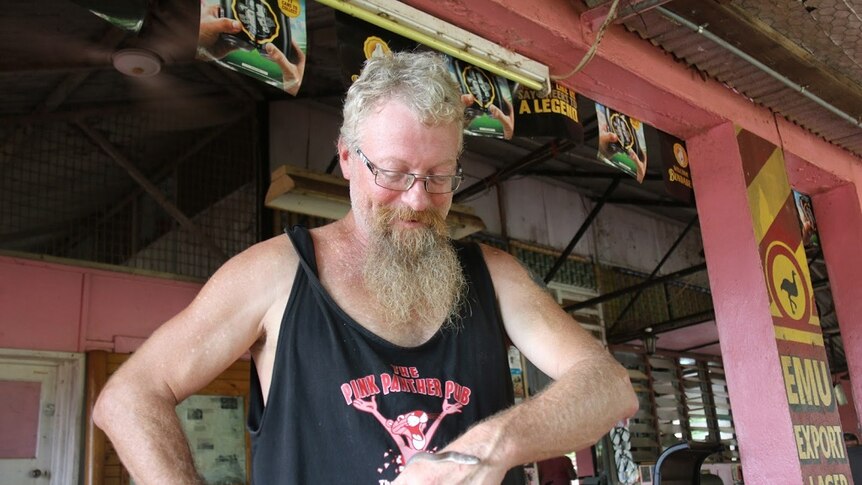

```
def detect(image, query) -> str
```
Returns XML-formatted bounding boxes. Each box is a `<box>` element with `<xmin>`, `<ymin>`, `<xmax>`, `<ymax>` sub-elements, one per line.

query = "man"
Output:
<box><xmin>538</xmin><ymin>455</ymin><xmax>577</xmax><ymax>484</ymax></box>
<box><xmin>94</xmin><ymin>51</ymin><xmax>637</xmax><ymax>484</ymax></box>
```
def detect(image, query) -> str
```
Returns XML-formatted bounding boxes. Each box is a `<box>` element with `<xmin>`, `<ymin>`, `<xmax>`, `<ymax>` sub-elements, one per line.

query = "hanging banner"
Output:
<box><xmin>512</xmin><ymin>81</ymin><xmax>583</xmax><ymax>143</ymax></box>
<box><xmin>447</xmin><ymin>58</ymin><xmax>515</xmax><ymax>139</ymax></box>
<box><xmin>644</xmin><ymin>127</ymin><xmax>694</xmax><ymax>204</ymax></box>
<box><xmin>577</xmin><ymin>95</ymin><xmax>648</xmax><ymax>183</ymax></box>
<box><xmin>334</xmin><ymin>11</ymin><xmax>418</xmax><ymax>86</ymax></box>
<box><xmin>578</xmin><ymin>94</ymin><xmax>698</xmax><ymax>200</ymax></box>
<box><xmin>199</xmin><ymin>0</ymin><xmax>307</xmax><ymax>95</ymax></box>
<box><xmin>793</xmin><ymin>191</ymin><xmax>820</xmax><ymax>249</ymax></box>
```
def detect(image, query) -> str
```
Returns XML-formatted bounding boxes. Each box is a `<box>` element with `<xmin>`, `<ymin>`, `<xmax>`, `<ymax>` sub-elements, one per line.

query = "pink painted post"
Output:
<box><xmin>814</xmin><ymin>183</ymin><xmax>862</xmax><ymax>440</ymax></box>
<box><xmin>688</xmin><ymin>122</ymin><xmax>802</xmax><ymax>483</ymax></box>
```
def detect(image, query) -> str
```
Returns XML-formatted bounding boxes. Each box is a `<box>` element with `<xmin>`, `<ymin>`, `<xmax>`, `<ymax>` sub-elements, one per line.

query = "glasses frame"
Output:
<box><xmin>355</xmin><ymin>148</ymin><xmax>463</xmax><ymax>194</ymax></box>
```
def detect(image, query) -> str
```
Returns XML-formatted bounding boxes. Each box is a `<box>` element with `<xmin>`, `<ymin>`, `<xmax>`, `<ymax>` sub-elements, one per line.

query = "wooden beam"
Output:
<box><xmin>75</xmin><ymin>120</ymin><xmax>228</xmax><ymax>263</ymax></box>
<box><xmin>84</xmin><ymin>351</ymin><xmax>108</xmax><ymax>485</ymax></box>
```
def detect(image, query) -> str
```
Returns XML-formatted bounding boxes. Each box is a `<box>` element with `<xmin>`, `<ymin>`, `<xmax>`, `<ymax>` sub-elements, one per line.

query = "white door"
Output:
<box><xmin>0</xmin><ymin>362</ymin><xmax>57</xmax><ymax>484</ymax></box>
<box><xmin>0</xmin><ymin>349</ymin><xmax>83</xmax><ymax>485</ymax></box>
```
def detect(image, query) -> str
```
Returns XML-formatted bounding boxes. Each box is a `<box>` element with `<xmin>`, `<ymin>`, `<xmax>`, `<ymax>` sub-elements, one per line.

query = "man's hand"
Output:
<box><xmin>264</xmin><ymin>41</ymin><xmax>307</xmax><ymax>96</ymax></box>
<box><xmin>198</xmin><ymin>5</ymin><xmax>242</xmax><ymax>59</ymax></box>
<box><xmin>488</xmin><ymin>99</ymin><xmax>515</xmax><ymax>140</ymax></box>
<box><xmin>598</xmin><ymin>122</ymin><xmax>619</xmax><ymax>156</ymax></box>
<box><xmin>461</xmin><ymin>94</ymin><xmax>515</xmax><ymax>139</ymax></box>
<box><xmin>392</xmin><ymin>457</ymin><xmax>505</xmax><ymax>485</ymax></box>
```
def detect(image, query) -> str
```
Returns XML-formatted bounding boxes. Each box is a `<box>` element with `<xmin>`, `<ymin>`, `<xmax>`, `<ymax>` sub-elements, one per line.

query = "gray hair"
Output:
<box><xmin>340</xmin><ymin>51</ymin><xmax>465</xmax><ymax>153</ymax></box>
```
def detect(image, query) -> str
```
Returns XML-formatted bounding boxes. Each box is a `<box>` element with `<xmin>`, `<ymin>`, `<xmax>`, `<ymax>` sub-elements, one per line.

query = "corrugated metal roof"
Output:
<box><xmin>602</xmin><ymin>0</ymin><xmax>862</xmax><ymax>159</ymax></box>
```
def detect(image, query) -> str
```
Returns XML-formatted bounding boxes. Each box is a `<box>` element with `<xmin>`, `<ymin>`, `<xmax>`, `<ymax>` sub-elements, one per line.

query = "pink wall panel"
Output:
<box><xmin>0</xmin><ymin>255</ymin><xmax>201</xmax><ymax>353</ymax></box>
<box><xmin>816</xmin><ymin>184</ymin><xmax>862</xmax><ymax>440</ymax></box>
<box><xmin>0</xmin><ymin>258</ymin><xmax>82</xmax><ymax>351</ymax></box>
<box><xmin>838</xmin><ymin>380</ymin><xmax>859</xmax><ymax>437</ymax></box>
<box><xmin>84</xmin><ymin>272</ymin><xmax>200</xmax><ymax>348</ymax></box>
<box><xmin>0</xmin><ymin>380</ymin><xmax>41</xmax><ymax>458</ymax></box>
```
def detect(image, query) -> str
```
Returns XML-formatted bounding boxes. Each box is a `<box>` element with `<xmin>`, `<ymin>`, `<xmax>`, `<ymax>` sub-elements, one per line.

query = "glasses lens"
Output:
<box><xmin>425</xmin><ymin>175</ymin><xmax>461</xmax><ymax>194</ymax></box>
<box><xmin>375</xmin><ymin>168</ymin><xmax>413</xmax><ymax>191</ymax></box>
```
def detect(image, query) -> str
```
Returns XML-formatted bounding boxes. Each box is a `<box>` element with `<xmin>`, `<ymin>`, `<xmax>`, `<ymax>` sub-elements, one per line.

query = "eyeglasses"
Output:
<box><xmin>356</xmin><ymin>148</ymin><xmax>463</xmax><ymax>194</ymax></box>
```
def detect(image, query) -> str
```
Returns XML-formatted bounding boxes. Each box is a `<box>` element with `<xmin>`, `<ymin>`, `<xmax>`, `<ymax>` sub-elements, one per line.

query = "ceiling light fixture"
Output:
<box><xmin>111</xmin><ymin>48</ymin><xmax>163</xmax><ymax>77</ymax></box>
<box><xmin>265</xmin><ymin>165</ymin><xmax>486</xmax><ymax>239</ymax></box>
<box><xmin>317</xmin><ymin>0</ymin><xmax>551</xmax><ymax>95</ymax></box>
<box><xmin>643</xmin><ymin>327</ymin><xmax>658</xmax><ymax>355</ymax></box>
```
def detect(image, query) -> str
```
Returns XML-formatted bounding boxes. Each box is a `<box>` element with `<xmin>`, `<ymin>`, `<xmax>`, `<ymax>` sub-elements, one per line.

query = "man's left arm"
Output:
<box><xmin>394</xmin><ymin>244</ymin><xmax>638</xmax><ymax>484</ymax></box>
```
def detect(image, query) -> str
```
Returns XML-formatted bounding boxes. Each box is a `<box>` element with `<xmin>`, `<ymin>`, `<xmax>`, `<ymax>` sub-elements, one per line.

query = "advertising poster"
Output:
<box><xmin>578</xmin><ymin>95</ymin><xmax>648</xmax><ymax>183</ymax></box>
<box><xmin>334</xmin><ymin>11</ymin><xmax>419</xmax><ymax>86</ymax></box>
<box><xmin>793</xmin><ymin>190</ymin><xmax>820</xmax><ymax>248</ymax></box>
<box><xmin>508</xmin><ymin>346</ymin><xmax>526</xmax><ymax>404</ymax></box>
<box><xmin>200</xmin><ymin>0</ymin><xmax>307</xmax><ymax>95</ymax></box>
<box><xmin>512</xmin><ymin>80</ymin><xmax>583</xmax><ymax>143</ymax></box>
<box><xmin>594</xmin><ymin>102</ymin><xmax>648</xmax><ymax>183</ymax></box>
<box><xmin>447</xmin><ymin>58</ymin><xmax>515</xmax><ymax>139</ymax></box>
<box><xmin>738</xmin><ymin>128</ymin><xmax>850</xmax><ymax>483</ymax></box>
<box><xmin>177</xmin><ymin>395</ymin><xmax>247</xmax><ymax>484</ymax></box>
<box><xmin>644</xmin><ymin>126</ymin><xmax>694</xmax><ymax>203</ymax></box>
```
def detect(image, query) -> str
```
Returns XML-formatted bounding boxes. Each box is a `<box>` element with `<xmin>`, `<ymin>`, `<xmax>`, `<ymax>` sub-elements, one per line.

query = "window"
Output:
<box><xmin>612</xmin><ymin>349</ymin><xmax>739</xmax><ymax>463</ymax></box>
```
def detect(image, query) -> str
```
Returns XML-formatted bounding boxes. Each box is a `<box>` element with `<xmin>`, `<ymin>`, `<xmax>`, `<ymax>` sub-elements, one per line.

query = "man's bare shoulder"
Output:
<box><xmin>477</xmin><ymin>243</ymin><xmax>534</xmax><ymax>286</ymax></box>
<box><xmin>196</xmin><ymin>233</ymin><xmax>300</xmax><ymax>311</ymax></box>
<box><xmin>229</xmin><ymin>233</ymin><xmax>297</xmax><ymax>275</ymax></box>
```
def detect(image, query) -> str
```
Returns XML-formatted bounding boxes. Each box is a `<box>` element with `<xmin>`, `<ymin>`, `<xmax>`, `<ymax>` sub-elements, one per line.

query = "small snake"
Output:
<box><xmin>407</xmin><ymin>451</ymin><xmax>481</xmax><ymax>466</ymax></box>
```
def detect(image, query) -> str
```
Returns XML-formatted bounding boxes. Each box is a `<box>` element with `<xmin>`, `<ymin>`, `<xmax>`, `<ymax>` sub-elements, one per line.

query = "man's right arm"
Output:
<box><xmin>93</xmin><ymin>237</ymin><xmax>296</xmax><ymax>485</ymax></box>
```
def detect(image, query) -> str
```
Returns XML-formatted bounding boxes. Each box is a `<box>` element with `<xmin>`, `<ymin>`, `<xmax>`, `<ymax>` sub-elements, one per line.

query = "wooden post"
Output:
<box><xmin>84</xmin><ymin>350</ymin><xmax>108</xmax><ymax>485</ymax></box>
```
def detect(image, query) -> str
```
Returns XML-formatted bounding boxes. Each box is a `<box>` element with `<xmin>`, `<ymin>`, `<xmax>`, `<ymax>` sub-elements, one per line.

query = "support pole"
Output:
<box><xmin>564</xmin><ymin>263</ymin><xmax>707</xmax><ymax>312</ymax></box>
<box><xmin>544</xmin><ymin>177</ymin><xmax>621</xmax><ymax>284</ymax></box>
<box><xmin>453</xmin><ymin>139</ymin><xmax>574</xmax><ymax>203</ymax></box>
<box><xmin>612</xmin><ymin>214</ymin><xmax>699</xmax><ymax>324</ymax></box>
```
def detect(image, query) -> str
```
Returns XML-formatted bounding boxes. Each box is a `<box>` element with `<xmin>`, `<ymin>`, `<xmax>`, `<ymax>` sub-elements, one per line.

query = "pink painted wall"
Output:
<box><xmin>838</xmin><ymin>380</ymin><xmax>860</xmax><ymax>438</ymax></box>
<box><xmin>0</xmin><ymin>380</ymin><xmax>41</xmax><ymax>458</ymax></box>
<box><xmin>814</xmin><ymin>184</ymin><xmax>862</xmax><ymax>439</ymax></box>
<box><xmin>0</xmin><ymin>256</ymin><xmax>201</xmax><ymax>353</ymax></box>
<box><xmin>688</xmin><ymin>122</ymin><xmax>801</xmax><ymax>483</ymax></box>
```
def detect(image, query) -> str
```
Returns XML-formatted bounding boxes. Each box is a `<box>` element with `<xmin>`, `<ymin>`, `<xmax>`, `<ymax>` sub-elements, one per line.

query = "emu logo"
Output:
<box><xmin>780</xmin><ymin>270</ymin><xmax>799</xmax><ymax>314</ymax></box>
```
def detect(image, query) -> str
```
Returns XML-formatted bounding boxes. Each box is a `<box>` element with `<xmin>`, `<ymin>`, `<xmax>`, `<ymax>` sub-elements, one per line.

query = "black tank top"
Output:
<box><xmin>248</xmin><ymin>226</ymin><xmax>523</xmax><ymax>484</ymax></box>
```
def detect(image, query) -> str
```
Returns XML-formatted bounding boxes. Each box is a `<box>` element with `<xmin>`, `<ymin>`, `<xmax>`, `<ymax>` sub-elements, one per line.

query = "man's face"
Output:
<box><xmin>345</xmin><ymin>99</ymin><xmax>462</xmax><ymax>242</ymax></box>
<box><xmin>342</xmin><ymin>99</ymin><xmax>466</xmax><ymax>329</ymax></box>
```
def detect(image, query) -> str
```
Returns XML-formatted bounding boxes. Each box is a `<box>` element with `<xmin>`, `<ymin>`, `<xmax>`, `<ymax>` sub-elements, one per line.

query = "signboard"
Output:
<box><xmin>448</xmin><ymin>57</ymin><xmax>514</xmax><ymax>139</ymax></box>
<box><xmin>644</xmin><ymin>127</ymin><xmax>694</xmax><ymax>203</ymax></box>
<box><xmin>738</xmin><ymin>128</ymin><xmax>849</xmax><ymax>484</ymax></box>
<box><xmin>513</xmin><ymin>81</ymin><xmax>583</xmax><ymax>142</ymax></box>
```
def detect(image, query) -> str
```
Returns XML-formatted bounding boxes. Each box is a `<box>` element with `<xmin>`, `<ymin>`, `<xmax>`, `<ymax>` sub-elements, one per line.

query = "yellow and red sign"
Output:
<box><xmin>738</xmin><ymin>127</ymin><xmax>848</xmax><ymax>482</ymax></box>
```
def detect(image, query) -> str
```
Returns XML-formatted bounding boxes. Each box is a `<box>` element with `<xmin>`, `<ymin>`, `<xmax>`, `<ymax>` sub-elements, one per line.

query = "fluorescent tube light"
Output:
<box><xmin>265</xmin><ymin>164</ymin><xmax>486</xmax><ymax>239</ymax></box>
<box><xmin>317</xmin><ymin>0</ymin><xmax>551</xmax><ymax>94</ymax></box>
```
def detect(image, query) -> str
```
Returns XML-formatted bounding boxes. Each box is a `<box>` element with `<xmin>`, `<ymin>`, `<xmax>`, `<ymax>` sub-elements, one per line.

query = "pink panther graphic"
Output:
<box><xmin>351</xmin><ymin>395</ymin><xmax>463</xmax><ymax>469</ymax></box>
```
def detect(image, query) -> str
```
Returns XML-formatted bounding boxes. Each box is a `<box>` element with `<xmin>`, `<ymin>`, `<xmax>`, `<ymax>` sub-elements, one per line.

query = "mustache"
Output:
<box><xmin>378</xmin><ymin>206</ymin><xmax>448</xmax><ymax>233</ymax></box>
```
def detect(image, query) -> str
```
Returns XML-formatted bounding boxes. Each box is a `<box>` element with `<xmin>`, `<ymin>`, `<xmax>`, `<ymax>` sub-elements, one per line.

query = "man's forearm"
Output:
<box><xmin>94</xmin><ymin>385</ymin><xmax>202</xmax><ymax>485</ymax></box>
<box><xmin>445</xmin><ymin>354</ymin><xmax>637</xmax><ymax>470</ymax></box>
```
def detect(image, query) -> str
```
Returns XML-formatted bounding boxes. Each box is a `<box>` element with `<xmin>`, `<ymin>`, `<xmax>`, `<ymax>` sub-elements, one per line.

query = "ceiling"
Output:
<box><xmin>0</xmin><ymin>0</ymin><xmax>853</xmax><ymax>370</ymax></box>
<box><xmin>586</xmin><ymin>0</ymin><xmax>862</xmax><ymax>158</ymax></box>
